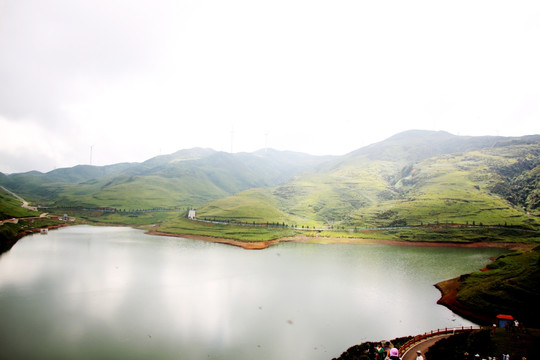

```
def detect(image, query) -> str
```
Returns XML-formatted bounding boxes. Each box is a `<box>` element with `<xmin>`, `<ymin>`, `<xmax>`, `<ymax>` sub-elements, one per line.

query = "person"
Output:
<box><xmin>376</xmin><ymin>344</ymin><xmax>385</xmax><ymax>360</ymax></box>
<box><xmin>416</xmin><ymin>350</ymin><xmax>424</xmax><ymax>360</ymax></box>
<box><xmin>389</xmin><ymin>347</ymin><xmax>400</xmax><ymax>360</ymax></box>
<box><xmin>369</xmin><ymin>343</ymin><xmax>375</xmax><ymax>360</ymax></box>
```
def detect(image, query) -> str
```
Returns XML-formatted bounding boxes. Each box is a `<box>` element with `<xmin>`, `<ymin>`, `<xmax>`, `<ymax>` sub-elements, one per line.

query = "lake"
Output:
<box><xmin>0</xmin><ymin>225</ymin><xmax>506</xmax><ymax>359</ymax></box>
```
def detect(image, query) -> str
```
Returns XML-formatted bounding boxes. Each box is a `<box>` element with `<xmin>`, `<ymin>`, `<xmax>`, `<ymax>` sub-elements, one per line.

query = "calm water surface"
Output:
<box><xmin>0</xmin><ymin>226</ymin><xmax>507</xmax><ymax>359</ymax></box>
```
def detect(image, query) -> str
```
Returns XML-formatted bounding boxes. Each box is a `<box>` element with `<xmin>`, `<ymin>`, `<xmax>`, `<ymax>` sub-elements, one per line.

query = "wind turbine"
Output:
<box><xmin>90</xmin><ymin>145</ymin><xmax>94</xmax><ymax>165</ymax></box>
<box><xmin>230</xmin><ymin>125</ymin><xmax>234</xmax><ymax>153</ymax></box>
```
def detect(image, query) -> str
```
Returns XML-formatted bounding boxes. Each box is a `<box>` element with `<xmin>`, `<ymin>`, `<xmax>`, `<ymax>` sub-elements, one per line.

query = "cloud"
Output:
<box><xmin>1</xmin><ymin>0</ymin><xmax>539</xmax><ymax>173</ymax></box>
<box><xmin>0</xmin><ymin>115</ymin><xmax>74</xmax><ymax>173</ymax></box>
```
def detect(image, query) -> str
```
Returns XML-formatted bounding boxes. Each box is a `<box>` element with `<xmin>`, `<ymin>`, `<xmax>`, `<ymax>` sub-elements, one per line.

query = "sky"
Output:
<box><xmin>1</xmin><ymin>0</ymin><xmax>539</xmax><ymax>174</ymax></box>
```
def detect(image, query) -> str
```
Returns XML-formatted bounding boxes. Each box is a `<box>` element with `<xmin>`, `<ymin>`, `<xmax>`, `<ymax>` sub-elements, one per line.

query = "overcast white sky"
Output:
<box><xmin>1</xmin><ymin>0</ymin><xmax>539</xmax><ymax>174</ymax></box>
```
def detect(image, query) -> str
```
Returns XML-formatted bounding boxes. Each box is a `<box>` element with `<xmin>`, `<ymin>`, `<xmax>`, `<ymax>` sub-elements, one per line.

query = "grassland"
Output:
<box><xmin>197</xmin><ymin>188</ymin><xmax>302</xmax><ymax>225</ymax></box>
<box><xmin>455</xmin><ymin>246</ymin><xmax>540</xmax><ymax>327</ymax></box>
<box><xmin>61</xmin><ymin>208</ymin><xmax>179</xmax><ymax>226</ymax></box>
<box><xmin>51</xmin><ymin>175</ymin><xmax>229</xmax><ymax>210</ymax></box>
<box><xmin>0</xmin><ymin>188</ymin><xmax>39</xmax><ymax>219</ymax></box>
<box><xmin>2</xmin><ymin>133</ymin><xmax>539</xmax><ymax>247</ymax></box>
<box><xmin>0</xmin><ymin>149</ymin><xmax>330</xmax><ymax>211</ymax></box>
<box><xmin>311</xmin><ymin>226</ymin><xmax>540</xmax><ymax>244</ymax></box>
<box><xmin>158</xmin><ymin>216</ymin><xmax>300</xmax><ymax>242</ymax></box>
<box><xmin>198</xmin><ymin>143</ymin><xmax>540</xmax><ymax>231</ymax></box>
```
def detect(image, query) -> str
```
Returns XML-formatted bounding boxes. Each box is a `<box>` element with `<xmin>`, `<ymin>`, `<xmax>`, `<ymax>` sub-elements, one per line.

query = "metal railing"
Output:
<box><xmin>399</xmin><ymin>326</ymin><xmax>482</xmax><ymax>356</ymax></box>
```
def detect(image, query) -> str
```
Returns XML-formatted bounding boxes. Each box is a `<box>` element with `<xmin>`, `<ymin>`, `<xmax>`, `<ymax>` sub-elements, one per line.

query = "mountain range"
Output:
<box><xmin>1</xmin><ymin>130</ymin><xmax>539</xmax><ymax>229</ymax></box>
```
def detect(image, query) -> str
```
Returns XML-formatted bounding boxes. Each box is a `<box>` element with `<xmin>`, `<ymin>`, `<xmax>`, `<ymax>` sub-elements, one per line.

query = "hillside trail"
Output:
<box><xmin>1</xmin><ymin>185</ymin><xmax>39</xmax><ymax>212</ymax></box>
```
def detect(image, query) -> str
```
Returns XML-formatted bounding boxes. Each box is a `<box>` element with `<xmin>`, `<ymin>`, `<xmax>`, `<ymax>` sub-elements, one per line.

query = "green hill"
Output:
<box><xmin>196</xmin><ymin>188</ymin><xmax>302</xmax><ymax>225</ymax></box>
<box><xmin>0</xmin><ymin>187</ymin><xmax>39</xmax><ymax>220</ymax></box>
<box><xmin>2</xmin><ymin>131</ymin><xmax>539</xmax><ymax>230</ymax></box>
<box><xmin>196</xmin><ymin>131</ymin><xmax>540</xmax><ymax>229</ymax></box>
<box><xmin>456</xmin><ymin>246</ymin><xmax>540</xmax><ymax>327</ymax></box>
<box><xmin>0</xmin><ymin>163</ymin><xmax>136</xmax><ymax>203</ymax></box>
<box><xmin>0</xmin><ymin>148</ymin><xmax>330</xmax><ymax>210</ymax></box>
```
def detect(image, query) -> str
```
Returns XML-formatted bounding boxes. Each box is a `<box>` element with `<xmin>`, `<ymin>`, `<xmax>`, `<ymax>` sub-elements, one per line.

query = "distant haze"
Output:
<box><xmin>1</xmin><ymin>0</ymin><xmax>539</xmax><ymax>174</ymax></box>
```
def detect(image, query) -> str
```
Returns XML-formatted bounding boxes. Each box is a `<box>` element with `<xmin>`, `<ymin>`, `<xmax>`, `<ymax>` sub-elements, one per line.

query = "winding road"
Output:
<box><xmin>399</xmin><ymin>326</ymin><xmax>481</xmax><ymax>360</ymax></box>
<box><xmin>401</xmin><ymin>334</ymin><xmax>451</xmax><ymax>360</ymax></box>
<box><xmin>0</xmin><ymin>185</ymin><xmax>38</xmax><ymax>211</ymax></box>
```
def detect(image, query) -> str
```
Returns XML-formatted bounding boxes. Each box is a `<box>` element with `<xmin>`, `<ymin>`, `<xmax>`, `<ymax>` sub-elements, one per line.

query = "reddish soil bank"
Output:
<box><xmin>435</xmin><ymin>277</ymin><xmax>494</xmax><ymax>325</ymax></box>
<box><xmin>1</xmin><ymin>223</ymin><xmax>72</xmax><ymax>254</ymax></box>
<box><xmin>18</xmin><ymin>223</ymin><xmax>70</xmax><ymax>237</ymax></box>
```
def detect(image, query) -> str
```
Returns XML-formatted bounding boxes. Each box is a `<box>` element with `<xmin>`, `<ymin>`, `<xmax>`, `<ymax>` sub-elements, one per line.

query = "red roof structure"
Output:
<box><xmin>496</xmin><ymin>314</ymin><xmax>514</xmax><ymax>320</ymax></box>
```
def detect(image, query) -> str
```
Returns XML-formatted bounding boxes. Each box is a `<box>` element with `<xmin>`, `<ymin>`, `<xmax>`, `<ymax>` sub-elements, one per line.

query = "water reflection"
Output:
<box><xmin>0</xmin><ymin>226</ymin><xmax>507</xmax><ymax>360</ymax></box>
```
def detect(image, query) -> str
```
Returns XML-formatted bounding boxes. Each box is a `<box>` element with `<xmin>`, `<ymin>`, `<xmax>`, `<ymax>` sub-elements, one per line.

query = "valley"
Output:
<box><xmin>2</xmin><ymin>129</ymin><xmax>540</xmax><ymax>358</ymax></box>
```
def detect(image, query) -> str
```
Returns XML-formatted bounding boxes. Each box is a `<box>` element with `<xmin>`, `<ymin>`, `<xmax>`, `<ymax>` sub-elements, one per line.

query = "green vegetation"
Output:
<box><xmin>197</xmin><ymin>188</ymin><xmax>306</xmax><ymax>226</ymax></box>
<box><xmin>200</xmin><ymin>138</ymin><xmax>540</xmax><ymax>231</ymax></box>
<box><xmin>378</xmin><ymin>151</ymin><xmax>534</xmax><ymax>228</ymax></box>
<box><xmin>0</xmin><ymin>222</ymin><xmax>19</xmax><ymax>252</ymax></box>
<box><xmin>62</xmin><ymin>209</ymin><xmax>179</xmax><ymax>226</ymax></box>
<box><xmin>159</xmin><ymin>216</ymin><xmax>300</xmax><ymax>242</ymax></box>
<box><xmin>1</xmin><ymin>188</ymin><xmax>42</xmax><ymax>252</ymax></box>
<box><xmin>384</xmin><ymin>226</ymin><xmax>540</xmax><ymax>243</ymax></box>
<box><xmin>0</xmin><ymin>188</ymin><xmax>38</xmax><ymax>219</ymax></box>
<box><xmin>0</xmin><ymin>218</ymin><xmax>71</xmax><ymax>253</ymax></box>
<box><xmin>456</xmin><ymin>247</ymin><xmax>540</xmax><ymax>327</ymax></box>
<box><xmin>3</xmin><ymin>131</ymin><xmax>539</xmax><ymax>360</ymax></box>
<box><xmin>489</xmin><ymin>155</ymin><xmax>540</xmax><ymax>215</ymax></box>
<box><xmin>0</xmin><ymin>148</ymin><xmax>329</xmax><ymax>210</ymax></box>
<box><xmin>2</xmin><ymin>131</ymin><xmax>539</xmax><ymax>242</ymax></box>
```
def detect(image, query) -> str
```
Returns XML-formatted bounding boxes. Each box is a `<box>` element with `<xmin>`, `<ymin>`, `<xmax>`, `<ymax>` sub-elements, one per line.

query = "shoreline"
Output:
<box><xmin>148</xmin><ymin>231</ymin><xmax>530</xmax><ymax>325</ymax></box>
<box><xmin>5</xmin><ymin>226</ymin><xmax>530</xmax><ymax>325</ymax></box>
<box><xmin>147</xmin><ymin>231</ymin><xmax>280</xmax><ymax>249</ymax></box>
<box><xmin>279</xmin><ymin>235</ymin><xmax>534</xmax><ymax>250</ymax></box>
<box><xmin>1</xmin><ymin>223</ymin><xmax>71</xmax><ymax>254</ymax></box>
<box><xmin>147</xmin><ymin>231</ymin><xmax>535</xmax><ymax>251</ymax></box>
<box><xmin>435</xmin><ymin>277</ymin><xmax>494</xmax><ymax>326</ymax></box>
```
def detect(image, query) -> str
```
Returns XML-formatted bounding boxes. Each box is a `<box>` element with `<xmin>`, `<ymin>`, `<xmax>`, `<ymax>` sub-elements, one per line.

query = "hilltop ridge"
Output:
<box><xmin>1</xmin><ymin>130</ymin><xmax>539</xmax><ymax>231</ymax></box>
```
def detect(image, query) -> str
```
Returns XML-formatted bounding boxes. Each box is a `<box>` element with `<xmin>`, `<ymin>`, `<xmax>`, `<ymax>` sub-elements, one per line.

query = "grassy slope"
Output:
<box><xmin>196</xmin><ymin>158</ymin><xmax>401</xmax><ymax>228</ymax></box>
<box><xmin>196</xmin><ymin>188</ymin><xmax>302</xmax><ymax>225</ymax></box>
<box><xmin>0</xmin><ymin>188</ymin><xmax>64</xmax><ymax>253</ymax></box>
<box><xmin>0</xmin><ymin>188</ymin><xmax>39</xmax><ymax>219</ymax></box>
<box><xmin>376</xmin><ymin>148</ymin><xmax>537</xmax><ymax>228</ymax></box>
<box><xmin>0</xmin><ymin>149</ymin><xmax>329</xmax><ymax>211</ymax></box>
<box><xmin>62</xmin><ymin>209</ymin><xmax>179</xmax><ymax>226</ymax></box>
<box><xmin>3</xmin><ymin>132</ymin><xmax>539</xmax><ymax>239</ymax></box>
<box><xmin>315</xmin><ymin>226</ymin><xmax>540</xmax><ymax>244</ymax></box>
<box><xmin>159</xmin><ymin>216</ymin><xmax>300</xmax><ymax>242</ymax></box>
<box><xmin>456</xmin><ymin>247</ymin><xmax>540</xmax><ymax>326</ymax></box>
<box><xmin>198</xmin><ymin>142</ymin><xmax>540</xmax><ymax>230</ymax></box>
<box><xmin>0</xmin><ymin>164</ymin><xmax>135</xmax><ymax>202</ymax></box>
<box><xmin>54</xmin><ymin>174</ymin><xmax>228</xmax><ymax>210</ymax></box>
